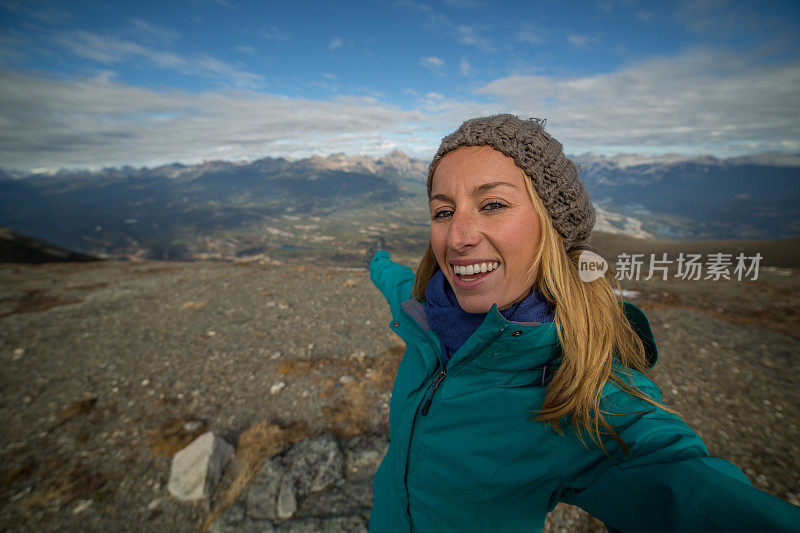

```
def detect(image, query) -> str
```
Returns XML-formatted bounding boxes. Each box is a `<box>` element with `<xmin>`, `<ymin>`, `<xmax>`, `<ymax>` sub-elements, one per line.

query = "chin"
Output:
<box><xmin>454</xmin><ymin>295</ymin><xmax>495</xmax><ymax>314</ymax></box>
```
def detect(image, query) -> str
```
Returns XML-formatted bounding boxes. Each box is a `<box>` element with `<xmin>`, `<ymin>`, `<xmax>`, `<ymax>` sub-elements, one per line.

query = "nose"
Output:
<box><xmin>447</xmin><ymin>209</ymin><xmax>481</xmax><ymax>252</ymax></box>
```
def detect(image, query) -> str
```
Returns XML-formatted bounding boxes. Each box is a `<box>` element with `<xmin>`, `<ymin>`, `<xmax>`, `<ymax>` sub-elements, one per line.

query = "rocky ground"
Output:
<box><xmin>0</xmin><ymin>258</ymin><xmax>798</xmax><ymax>532</ymax></box>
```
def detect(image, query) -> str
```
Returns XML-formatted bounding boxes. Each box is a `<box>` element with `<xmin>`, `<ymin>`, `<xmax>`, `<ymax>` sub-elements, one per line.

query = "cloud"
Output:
<box><xmin>515</xmin><ymin>23</ymin><xmax>546</xmax><ymax>44</ymax></box>
<box><xmin>454</xmin><ymin>25</ymin><xmax>490</xmax><ymax>48</ymax></box>
<box><xmin>567</xmin><ymin>33</ymin><xmax>600</xmax><ymax>48</ymax></box>
<box><xmin>128</xmin><ymin>17</ymin><xmax>180</xmax><ymax>43</ymax></box>
<box><xmin>420</xmin><ymin>56</ymin><xmax>445</xmax><ymax>71</ymax></box>
<box><xmin>0</xmin><ymin>68</ymin><xmax>439</xmax><ymax>170</ymax></box>
<box><xmin>391</xmin><ymin>0</ymin><xmax>434</xmax><ymax>14</ymax></box>
<box><xmin>414</xmin><ymin>9</ymin><xmax>493</xmax><ymax>51</ymax></box>
<box><xmin>56</xmin><ymin>30</ymin><xmax>263</xmax><ymax>89</ymax></box>
<box><xmin>474</xmin><ymin>48</ymin><xmax>800</xmax><ymax>155</ymax></box>
<box><xmin>460</xmin><ymin>57</ymin><xmax>472</xmax><ymax>76</ymax></box>
<box><xmin>0</xmin><ymin>0</ymin><xmax>74</xmax><ymax>25</ymax></box>
<box><xmin>441</xmin><ymin>0</ymin><xmax>482</xmax><ymax>8</ymax></box>
<box><xmin>263</xmin><ymin>25</ymin><xmax>290</xmax><ymax>41</ymax></box>
<box><xmin>675</xmin><ymin>0</ymin><xmax>739</xmax><ymax>34</ymax></box>
<box><xmin>328</xmin><ymin>37</ymin><xmax>343</xmax><ymax>51</ymax></box>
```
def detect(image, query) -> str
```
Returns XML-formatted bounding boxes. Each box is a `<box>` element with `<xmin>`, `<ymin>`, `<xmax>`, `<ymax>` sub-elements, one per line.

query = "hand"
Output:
<box><xmin>362</xmin><ymin>238</ymin><xmax>386</xmax><ymax>268</ymax></box>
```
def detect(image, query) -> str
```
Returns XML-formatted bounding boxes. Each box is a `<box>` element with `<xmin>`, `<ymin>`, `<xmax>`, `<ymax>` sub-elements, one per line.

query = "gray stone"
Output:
<box><xmin>293</xmin><ymin>485</ymin><xmax>369</xmax><ymax>519</ymax></box>
<box><xmin>211</xmin><ymin>434</ymin><xmax>386</xmax><ymax>533</ymax></box>
<box><xmin>209</xmin><ymin>501</ymin><xmax>246</xmax><ymax>533</ymax></box>
<box><xmin>342</xmin><ymin>480</ymin><xmax>373</xmax><ymax>508</ymax></box>
<box><xmin>168</xmin><ymin>432</ymin><xmax>234</xmax><ymax>501</ymax></box>
<box><xmin>239</xmin><ymin>519</ymin><xmax>276</xmax><ymax>533</ymax></box>
<box><xmin>247</xmin><ymin>459</ymin><xmax>286</xmax><ymax>521</ymax></box>
<box><xmin>276</xmin><ymin>516</ymin><xmax>367</xmax><ymax>533</ymax></box>
<box><xmin>276</xmin><ymin>476</ymin><xmax>297</xmax><ymax>520</ymax></box>
<box><xmin>341</xmin><ymin>435</ymin><xmax>388</xmax><ymax>482</ymax></box>
<box><xmin>211</xmin><ymin>501</ymin><xmax>276</xmax><ymax>533</ymax></box>
<box><xmin>282</xmin><ymin>435</ymin><xmax>344</xmax><ymax>497</ymax></box>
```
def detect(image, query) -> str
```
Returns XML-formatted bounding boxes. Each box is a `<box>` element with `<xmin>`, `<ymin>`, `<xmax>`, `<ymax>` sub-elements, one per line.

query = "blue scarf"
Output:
<box><xmin>423</xmin><ymin>269</ymin><xmax>555</xmax><ymax>366</ymax></box>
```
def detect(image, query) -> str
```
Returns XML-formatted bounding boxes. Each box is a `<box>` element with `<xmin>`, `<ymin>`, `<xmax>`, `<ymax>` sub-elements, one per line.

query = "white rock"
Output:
<box><xmin>168</xmin><ymin>432</ymin><xmax>234</xmax><ymax>501</ymax></box>
<box><xmin>72</xmin><ymin>499</ymin><xmax>92</xmax><ymax>514</ymax></box>
<box><xmin>276</xmin><ymin>476</ymin><xmax>297</xmax><ymax>519</ymax></box>
<box><xmin>339</xmin><ymin>375</ymin><xmax>355</xmax><ymax>384</ymax></box>
<box><xmin>12</xmin><ymin>348</ymin><xmax>25</xmax><ymax>360</ymax></box>
<box><xmin>270</xmin><ymin>382</ymin><xmax>286</xmax><ymax>395</ymax></box>
<box><xmin>183</xmin><ymin>420</ymin><xmax>205</xmax><ymax>432</ymax></box>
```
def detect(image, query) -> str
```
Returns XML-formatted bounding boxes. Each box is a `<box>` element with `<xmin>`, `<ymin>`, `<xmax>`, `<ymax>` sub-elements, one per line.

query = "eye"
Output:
<box><xmin>482</xmin><ymin>201</ymin><xmax>507</xmax><ymax>211</ymax></box>
<box><xmin>432</xmin><ymin>209</ymin><xmax>453</xmax><ymax>220</ymax></box>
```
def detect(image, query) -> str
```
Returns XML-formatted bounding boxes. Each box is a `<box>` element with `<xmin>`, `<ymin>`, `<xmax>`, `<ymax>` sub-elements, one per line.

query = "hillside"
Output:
<box><xmin>0</xmin><ymin>257</ymin><xmax>798</xmax><ymax>531</ymax></box>
<box><xmin>1</xmin><ymin>151</ymin><xmax>798</xmax><ymax>263</ymax></box>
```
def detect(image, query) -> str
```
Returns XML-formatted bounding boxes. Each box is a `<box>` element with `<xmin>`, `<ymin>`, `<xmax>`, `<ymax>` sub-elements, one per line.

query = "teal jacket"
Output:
<box><xmin>368</xmin><ymin>251</ymin><xmax>800</xmax><ymax>532</ymax></box>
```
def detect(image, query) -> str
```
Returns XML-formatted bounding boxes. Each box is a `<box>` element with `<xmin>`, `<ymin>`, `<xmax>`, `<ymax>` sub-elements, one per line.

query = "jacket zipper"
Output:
<box><xmin>420</xmin><ymin>325</ymin><xmax>508</xmax><ymax>416</ymax></box>
<box><xmin>421</xmin><ymin>369</ymin><xmax>447</xmax><ymax>416</ymax></box>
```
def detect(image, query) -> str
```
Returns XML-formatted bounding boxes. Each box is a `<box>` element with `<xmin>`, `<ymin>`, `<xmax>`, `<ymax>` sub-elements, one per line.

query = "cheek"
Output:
<box><xmin>498</xmin><ymin>220</ymin><xmax>539</xmax><ymax>270</ymax></box>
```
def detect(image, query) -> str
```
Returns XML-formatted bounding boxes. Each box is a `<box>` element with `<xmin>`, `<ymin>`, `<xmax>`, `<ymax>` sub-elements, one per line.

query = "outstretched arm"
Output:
<box><xmin>558</xmin><ymin>381</ymin><xmax>800</xmax><ymax>532</ymax></box>
<box><xmin>366</xmin><ymin>246</ymin><xmax>416</xmax><ymax>315</ymax></box>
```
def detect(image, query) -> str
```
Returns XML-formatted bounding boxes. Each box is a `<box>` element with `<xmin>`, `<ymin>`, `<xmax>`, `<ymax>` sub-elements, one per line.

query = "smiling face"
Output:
<box><xmin>429</xmin><ymin>145</ymin><xmax>542</xmax><ymax>313</ymax></box>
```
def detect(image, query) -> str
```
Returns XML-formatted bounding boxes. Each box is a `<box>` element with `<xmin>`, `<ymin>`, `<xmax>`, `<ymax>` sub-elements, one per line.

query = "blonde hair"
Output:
<box><xmin>411</xmin><ymin>167</ymin><xmax>674</xmax><ymax>453</ymax></box>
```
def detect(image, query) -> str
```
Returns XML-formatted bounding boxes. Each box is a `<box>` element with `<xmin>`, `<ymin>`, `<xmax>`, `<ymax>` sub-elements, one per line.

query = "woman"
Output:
<box><xmin>364</xmin><ymin>114</ymin><xmax>799</xmax><ymax>532</ymax></box>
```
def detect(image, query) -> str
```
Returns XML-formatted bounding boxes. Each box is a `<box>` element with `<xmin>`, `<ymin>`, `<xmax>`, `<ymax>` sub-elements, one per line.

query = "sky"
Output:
<box><xmin>1</xmin><ymin>0</ymin><xmax>799</xmax><ymax>171</ymax></box>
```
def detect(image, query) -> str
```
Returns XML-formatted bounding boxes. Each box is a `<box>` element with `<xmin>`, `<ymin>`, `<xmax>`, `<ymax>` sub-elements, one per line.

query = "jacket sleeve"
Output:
<box><xmin>369</xmin><ymin>250</ymin><xmax>416</xmax><ymax>315</ymax></box>
<box><xmin>558</xmin><ymin>374</ymin><xmax>800</xmax><ymax>532</ymax></box>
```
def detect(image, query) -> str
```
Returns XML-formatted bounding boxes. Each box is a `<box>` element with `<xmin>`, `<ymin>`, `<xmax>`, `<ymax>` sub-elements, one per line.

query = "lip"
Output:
<box><xmin>450</xmin><ymin>262</ymin><xmax>500</xmax><ymax>290</ymax></box>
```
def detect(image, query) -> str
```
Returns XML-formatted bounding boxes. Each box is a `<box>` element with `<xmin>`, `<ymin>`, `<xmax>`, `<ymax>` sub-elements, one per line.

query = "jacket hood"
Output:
<box><xmin>623</xmin><ymin>302</ymin><xmax>658</xmax><ymax>368</ymax></box>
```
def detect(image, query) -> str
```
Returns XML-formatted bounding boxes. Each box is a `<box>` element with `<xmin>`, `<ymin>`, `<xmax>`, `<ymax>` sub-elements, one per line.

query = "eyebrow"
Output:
<box><xmin>429</xmin><ymin>180</ymin><xmax>519</xmax><ymax>203</ymax></box>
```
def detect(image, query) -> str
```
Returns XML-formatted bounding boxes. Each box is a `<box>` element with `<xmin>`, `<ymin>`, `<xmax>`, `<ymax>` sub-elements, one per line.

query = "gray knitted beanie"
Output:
<box><xmin>428</xmin><ymin>114</ymin><xmax>595</xmax><ymax>251</ymax></box>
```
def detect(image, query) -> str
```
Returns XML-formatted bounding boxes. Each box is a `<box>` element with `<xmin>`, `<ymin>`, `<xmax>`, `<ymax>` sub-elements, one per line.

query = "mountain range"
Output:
<box><xmin>0</xmin><ymin>150</ymin><xmax>798</xmax><ymax>263</ymax></box>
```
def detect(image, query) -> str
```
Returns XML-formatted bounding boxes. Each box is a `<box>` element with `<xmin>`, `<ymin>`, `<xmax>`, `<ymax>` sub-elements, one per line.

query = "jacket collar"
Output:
<box><xmin>401</xmin><ymin>299</ymin><xmax>659</xmax><ymax>370</ymax></box>
<box><xmin>402</xmin><ymin>299</ymin><xmax>561</xmax><ymax>373</ymax></box>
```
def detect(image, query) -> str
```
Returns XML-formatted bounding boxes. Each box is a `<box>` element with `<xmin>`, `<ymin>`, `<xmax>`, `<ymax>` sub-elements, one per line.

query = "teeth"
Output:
<box><xmin>453</xmin><ymin>261</ymin><xmax>499</xmax><ymax>275</ymax></box>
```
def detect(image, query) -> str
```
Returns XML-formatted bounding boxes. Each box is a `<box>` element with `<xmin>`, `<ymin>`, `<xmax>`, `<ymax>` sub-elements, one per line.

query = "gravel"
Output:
<box><xmin>0</xmin><ymin>260</ymin><xmax>797</xmax><ymax>531</ymax></box>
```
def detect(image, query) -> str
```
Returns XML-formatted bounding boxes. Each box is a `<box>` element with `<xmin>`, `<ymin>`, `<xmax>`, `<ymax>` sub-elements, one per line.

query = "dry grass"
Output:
<box><xmin>637</xmin><ymin>297</ymin><xmax>800</xmax><ymax>341</ymax></box>
<box><xmin>0</xmin><ymin>289</ymin><xmax>81</xmax><ymax>318</ymax></box>
<box><xmin>22</xmin><ymin>465</ymin><xmax>106</xmax><ymax>510</ymax></box>
<box><xmin>64</xmin><ymin>283</ymin><xmax>108</xmax><ymax>291</ymax></box>
<box><xmin>322</xmin><ymin>381</ymin><xmax>372</xmax><ymax>439</ymax></box>
<box><xmin>58</xmin><ymin>395</ymin><xmax>97</xmax><ymax>421</ymax></box>
<box><xmin>276</xmin><ymin>343</ymin><xmax>404</xmax><ymax>390</ymax></box>
<box><xmin>367</xmin><ymin>344</ymin><xmax>405</xmax><ymax>391</ymax></box>
<box><xmin>144</xmin><ymin>417</ymin><xmax>208</xmax><ymax>457</ymax></box>
<box><xmin>0</xmin><ymin>451</ymin><xmax>39</xmax><ymax>488</ymax></box>
<box><xmin>200</xmin><ymin>420</ymin><xmax>310</xmax><ymax>532</ymax></box>
<box><xmin>131</xmin><ymin>265</ymin><xmax>186</xmax><ymax>276</ymax></box>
